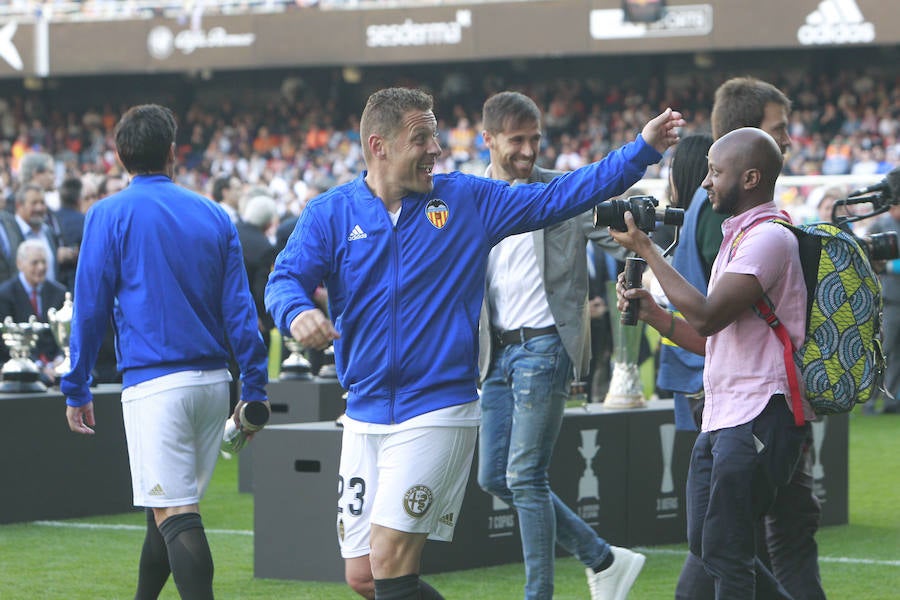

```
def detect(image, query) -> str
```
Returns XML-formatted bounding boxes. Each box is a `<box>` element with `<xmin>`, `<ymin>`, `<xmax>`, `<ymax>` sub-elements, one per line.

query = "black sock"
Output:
<box><xmin>135</xmin><ymin>509</ymin><xmax>170</xmax><ymax>600</ymax></box>
<box><xmin>417</xmin><ymin>578</ymin><xmax>445</xmax><ymax>599</ymax></box>
<box><xmin>375</xmin><ymin>575</ymin><xmax>419</xmax><ymax>600</ymax></box>
<box><xmin>158</xmin><ymin>513</ymin><xmax>214</xmax><ymax>600</ymax></box>
<box><xmin>374</xmin><ymin>575</ymin><xmax>445</xmax><ymax>600</ymax></box>
<box><xmin>593</xmin><ymin>549</ymin><xmax>615</xmax><ymax>573</ymax></box>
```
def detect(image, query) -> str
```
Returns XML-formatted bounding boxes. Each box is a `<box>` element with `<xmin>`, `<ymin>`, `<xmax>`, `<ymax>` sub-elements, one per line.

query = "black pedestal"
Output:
<box><xmin>2</xmin><ymin>384</ymin><xmax>132</xmax><ymax>524</ymax></box>
<box><xmin>251</xmin><ymin>401</ymin><xmax>849</xmax><ymax>581</ymax></box>
<box><xmin>253</xmin><ymin>421</ymin><xmax>345</xmax><ymax>582</ymax></box>
<box><xmin>238</xmin><ymin>378</ymin><xmax>345</xmax><ymax>493</ymax></box>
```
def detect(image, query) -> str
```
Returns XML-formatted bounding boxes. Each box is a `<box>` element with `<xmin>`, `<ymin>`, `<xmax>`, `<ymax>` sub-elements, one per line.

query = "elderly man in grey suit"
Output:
<box><xmin>476</xmin><ymin>91</ymin><xmax>645</xmax><ymax>600</ymax></box>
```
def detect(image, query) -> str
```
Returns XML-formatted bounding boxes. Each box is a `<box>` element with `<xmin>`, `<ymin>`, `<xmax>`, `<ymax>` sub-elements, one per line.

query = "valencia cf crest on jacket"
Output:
<box><xmin>425</xmin><ymin>199</ymin><xmax>449</xmax><ymax>229</ymax></box>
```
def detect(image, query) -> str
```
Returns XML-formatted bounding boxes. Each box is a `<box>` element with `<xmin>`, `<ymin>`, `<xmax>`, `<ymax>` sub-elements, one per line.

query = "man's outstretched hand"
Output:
<box><xmin>642</xmin><ymin>108</ymin><xmax>685</xmax><ymax>154</ymax></box>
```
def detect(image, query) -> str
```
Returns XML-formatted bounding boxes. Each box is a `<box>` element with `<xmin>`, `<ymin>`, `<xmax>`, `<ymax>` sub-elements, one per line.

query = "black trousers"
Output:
<box><xmin>676</xmin><ymin>396</ymin><xmax>808</xmax><ymax>600</ymax></box>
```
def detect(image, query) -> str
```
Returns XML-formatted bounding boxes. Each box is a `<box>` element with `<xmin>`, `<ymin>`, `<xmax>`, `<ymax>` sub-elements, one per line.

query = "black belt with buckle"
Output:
<box><xmin>493</xmin><ymin>325</ymin><xmax>558</xmax><ymax>348</ymax></box>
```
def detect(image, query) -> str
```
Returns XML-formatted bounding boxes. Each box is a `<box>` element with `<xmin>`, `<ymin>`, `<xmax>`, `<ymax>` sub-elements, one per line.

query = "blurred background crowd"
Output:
<box><xmin>0</xmin><ymin>54</ymin><xmax>897</xmax><ymax>228</ymax></box>
<box><xmin>0</xmin><ymin>0</ymin><xmax>896</xmax><ymax>404</ymax></box>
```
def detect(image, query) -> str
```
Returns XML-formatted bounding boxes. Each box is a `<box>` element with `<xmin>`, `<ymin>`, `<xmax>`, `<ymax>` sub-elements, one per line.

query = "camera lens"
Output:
<box><xmin>660</xmin><ymin>207</ymin><xmax>685</xmax><ymax>227</ymax></box>
<box><xmin>593</xmin><ymin>199</ymin><xmax>627</xmax><ymax>231</ymax></box>
<box><xmin>861</xmin><ymin>231</ymin><xmax>900</xmax><ymax>261</ymax></box>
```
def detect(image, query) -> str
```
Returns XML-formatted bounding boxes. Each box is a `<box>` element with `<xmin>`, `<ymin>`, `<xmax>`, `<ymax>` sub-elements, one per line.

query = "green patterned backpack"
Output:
<box><xmin>731</xmin><ymin>218</ymin><xmax>884</xmax><ymax>425</ymax></box>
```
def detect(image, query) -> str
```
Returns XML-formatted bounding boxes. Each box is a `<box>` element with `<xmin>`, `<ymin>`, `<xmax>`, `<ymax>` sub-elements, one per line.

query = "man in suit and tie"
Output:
<box><xmin>0</xmin><ymin>238</ymin><xmax>67</xmax><ymax>383</ymax></box>
<box><xmin>237</xmin><ymin>195</ymin><xmax>278</xmax><ymax>348</ymax></box>
<box><xmin>0</xmin><ymin>208</ymin><xmax>19</xmax><ymax>282</ymax></box>
<box><xmin>8</xmin><ymin>184</ymin><xmax>63</xmax><ymax>286</ymax></box>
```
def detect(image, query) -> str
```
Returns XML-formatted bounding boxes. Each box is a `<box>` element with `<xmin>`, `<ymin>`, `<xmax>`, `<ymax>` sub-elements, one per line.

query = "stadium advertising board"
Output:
<box><xmin>0</xmin><ymin>0</ymin><xmax>894</xmax><ymax>78</ymax></box>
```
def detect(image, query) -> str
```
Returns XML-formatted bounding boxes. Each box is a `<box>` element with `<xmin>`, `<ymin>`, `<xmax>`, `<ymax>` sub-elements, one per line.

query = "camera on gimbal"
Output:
<box><xmin>593</xmin><ymin>195</ymin><xmax>684</xmax><ymax>233</ymax></box>
<box><xmin>828</xmin><ymin>171</ymin><xmax>900</xmax><ymax>262</ymax></box>
<box><xmin>856</xmin><ymin>231</ymin><xmax>900</xmax><ymax>262</ymax></box>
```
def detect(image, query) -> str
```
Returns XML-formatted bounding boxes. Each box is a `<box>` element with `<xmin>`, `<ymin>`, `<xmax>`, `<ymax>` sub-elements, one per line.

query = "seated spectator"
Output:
<box><xmin>0</xmin><ymin>239</ymin><xmax>67</xmax><ymax>384</ymax></box>
<box><xmin>11</xmin><ymin>184</ymin><xmax>62</xmax><ymax>285</ymax></box>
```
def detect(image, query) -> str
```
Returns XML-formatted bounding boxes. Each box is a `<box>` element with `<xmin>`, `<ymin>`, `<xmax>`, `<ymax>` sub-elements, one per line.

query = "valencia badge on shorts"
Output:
<box><xmin>425</xmin><ymin>199</ymin><xmax>449</xmax><ymax>229</ymax></box>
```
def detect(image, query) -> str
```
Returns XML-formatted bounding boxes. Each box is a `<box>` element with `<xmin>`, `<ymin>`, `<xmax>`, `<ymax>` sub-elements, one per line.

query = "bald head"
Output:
<box><xmin>719</xmin><ymin>127</ymin><xmax>783</xmax><ymax>189</ymax></box>
<box><xmin>703</xmin><ymin>127</ymin><xmax>784</xmax><ymax>215</ymax></box>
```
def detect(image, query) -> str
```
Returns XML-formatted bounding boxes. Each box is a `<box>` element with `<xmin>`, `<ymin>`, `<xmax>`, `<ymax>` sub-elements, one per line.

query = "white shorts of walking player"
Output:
<box><xmin>122</xmin><ymin>369</ymin><xmax>230</xmax><ymax>508</ymax></box>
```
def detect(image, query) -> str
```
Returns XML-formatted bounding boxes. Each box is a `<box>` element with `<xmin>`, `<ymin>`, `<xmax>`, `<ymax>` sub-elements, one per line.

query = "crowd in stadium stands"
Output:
<box><xmin>0</xmin><ymin>1</ymin><xmax>294</xmax><ymax>20</ymax></box>
<box><xmin>0</xmin><ymin>66</ymin><xmax>896</xmax><ymax>225</ymax></box>
<box><xmin>0</xmin><ymin>0</ymin><xmax>455</xmax><ymax>20</ymax></box>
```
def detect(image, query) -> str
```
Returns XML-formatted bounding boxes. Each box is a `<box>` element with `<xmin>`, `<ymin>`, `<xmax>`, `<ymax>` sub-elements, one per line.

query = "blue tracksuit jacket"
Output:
<box><xmin>62</xmin><ymin>174</ymin><xmax>269</xmax><ymax>407</ymax></box>
<box><xmin>266</xmin><ymin>136</ymin><xmax>660</xmax><ymax>424</ymax></box>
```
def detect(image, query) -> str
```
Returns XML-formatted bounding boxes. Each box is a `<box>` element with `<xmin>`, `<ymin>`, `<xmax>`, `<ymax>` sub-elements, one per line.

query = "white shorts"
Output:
<box><xmin>121</xmin><ymin>370</ymin><xmax>230</xmax><ymax>508</ymax></box>
<box><xmin>337</xmin><ymin>424</ymin><xmax>477</xmax><ymax>559</ymax></box>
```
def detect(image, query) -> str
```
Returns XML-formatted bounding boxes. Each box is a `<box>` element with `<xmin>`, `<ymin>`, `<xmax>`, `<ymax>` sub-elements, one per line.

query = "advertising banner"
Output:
<box><xmin>0</xmin><ymin>0</ymin><xmax>894</xmax><ymax>78</ymax></box>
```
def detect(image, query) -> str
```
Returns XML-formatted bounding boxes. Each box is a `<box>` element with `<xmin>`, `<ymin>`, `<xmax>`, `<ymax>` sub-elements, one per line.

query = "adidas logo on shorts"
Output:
<box><xmin>439</xmin><ymin>512</ymin><xmax>454</xmax><ymax>527</ymax></box>
<box><xmin>148</xmin><ymin>483</ymin><xmax>166</xmax><ymax>496</ymax></box>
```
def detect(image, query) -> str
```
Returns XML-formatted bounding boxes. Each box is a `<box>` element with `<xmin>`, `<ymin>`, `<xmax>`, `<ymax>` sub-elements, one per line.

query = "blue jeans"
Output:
<box><xmin>478</xmin><ymin>333</ymin><xmax>610</xmax><ymax>600</ymax></box>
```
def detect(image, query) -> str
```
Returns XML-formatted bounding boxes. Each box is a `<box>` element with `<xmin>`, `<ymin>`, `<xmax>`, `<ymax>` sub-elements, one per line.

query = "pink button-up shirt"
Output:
<box><xmin>701</xmin><ymin>202</ymin><xmax>814</xmax><ymax>432</ymax></box>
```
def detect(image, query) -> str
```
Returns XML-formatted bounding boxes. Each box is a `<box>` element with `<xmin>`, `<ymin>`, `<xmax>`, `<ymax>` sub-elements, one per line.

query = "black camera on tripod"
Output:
<box><xmin>593</xmin><ymin>195</ymin><xmax>684</xmax><ymax>233</ymax></box>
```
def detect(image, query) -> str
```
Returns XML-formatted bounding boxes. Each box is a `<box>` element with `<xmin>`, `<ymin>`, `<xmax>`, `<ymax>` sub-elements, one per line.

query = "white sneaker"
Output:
<box><xmin>586</xmin><ymin>546</ymin><xmax>646</xmax><ymax>600</ymax></box>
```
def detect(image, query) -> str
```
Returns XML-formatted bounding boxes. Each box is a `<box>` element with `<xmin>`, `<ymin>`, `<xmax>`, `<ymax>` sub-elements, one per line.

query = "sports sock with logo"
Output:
<box><xmin>158</xmin><ymin>512</ymin><xmax>214</xmax><ymax>600</ymax></box>
<box><xmin>135</xmin><ymin>508</ymin><xmax>170</xmax><ymax>599</ymax></box>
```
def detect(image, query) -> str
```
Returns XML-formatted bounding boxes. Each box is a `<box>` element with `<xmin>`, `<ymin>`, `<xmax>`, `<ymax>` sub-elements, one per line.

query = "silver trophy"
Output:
<box><xmin>47</xmin><ymin>292</ymin><xmax>73</xmax><ymax>377</ymax></box>
<box><xmin>280</xmin><ymin>337</ymin><xmax>313</xmax><ymax>380</ymax></box>
<box><xmin>1</xmin><ymin>315</ymin><xmax>51</xmax><ymax>393</ymax></box>
<box><xmin>316</xmin><ymin>344</ymin><xmax>338</xmax><ymax>379</ymax></box>
<box><xmin>604</xmin><ymin>280</ymin><xmax>646</xmax><ymax>408</ymax></box>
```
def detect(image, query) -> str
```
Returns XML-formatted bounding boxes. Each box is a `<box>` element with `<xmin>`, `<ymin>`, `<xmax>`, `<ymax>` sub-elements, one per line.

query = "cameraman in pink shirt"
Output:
<box><xmin>612</xmin><ymin>127</ymin><xmax>813</xmax><ymax>600</ymax></box>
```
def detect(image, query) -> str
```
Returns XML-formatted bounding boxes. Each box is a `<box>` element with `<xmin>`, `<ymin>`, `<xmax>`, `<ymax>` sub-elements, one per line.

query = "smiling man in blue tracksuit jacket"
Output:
<box><xmin>265</xmin><ymin>87</ymin><xmax>683</xmax><ymax>600</ymax></box>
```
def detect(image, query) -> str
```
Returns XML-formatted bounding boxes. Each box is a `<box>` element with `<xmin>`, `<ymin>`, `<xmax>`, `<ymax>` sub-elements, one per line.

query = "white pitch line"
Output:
<box><xmin>29</xmin><ymin>522</ymin><xmax>900</xmax><ymax>567</ymax></box>
<box><xmin>32</xmin><ymin>520</ymin><xmax>253</xmax><ymax>536</ymax></box>
<box><xmin>633</xmin><ymin>546</ymin><xmax>900</xmax><ymax>567</ymax></box>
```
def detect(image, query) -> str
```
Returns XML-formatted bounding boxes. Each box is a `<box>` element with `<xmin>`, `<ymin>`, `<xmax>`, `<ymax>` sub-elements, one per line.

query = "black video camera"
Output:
<box><xmin>857</xmin><ymin>231</ymin><xmax>900</xmax><ymax>262</ymax></box>
<box><xmin>593</xmin><ymin>195</ymin><xmax>684</xmax><ymax>233</ymax></box>
<box><xmin>826</xmin><ymin>190</ymin><xmax>900</xmax><ymax>262</ymax></box>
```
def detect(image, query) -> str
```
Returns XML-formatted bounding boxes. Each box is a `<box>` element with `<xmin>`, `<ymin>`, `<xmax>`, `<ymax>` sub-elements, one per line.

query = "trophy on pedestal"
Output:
<box><xmin>280</xmin><ymin>337</ymin><xmax>313</xmax><ymax>380</ymax></box>
<box><xmin>47</xmin><ymin>292</ymin><xmax>73</xmax><ymax>377</ymax></box>
<box><xmin>316</xmin><ymin>344</ymin><xmax>338</xmax><ymax>379</ymax></box>
<box><xmin>0</xmin><ymin>316</ymin><xmax>51</xmax><ymax>393</ymax></box>
<box><xmin>604</xmin><ymin>273</ymin><xmax>647</xmax><ymax>409</ymax></box>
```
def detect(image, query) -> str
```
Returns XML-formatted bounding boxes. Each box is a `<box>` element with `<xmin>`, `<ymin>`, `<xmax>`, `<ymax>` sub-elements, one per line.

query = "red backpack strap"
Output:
<box><xmin>754</xmin><ymin>298</ymin><xmax>805</xmax><ymax>427</ymax></box>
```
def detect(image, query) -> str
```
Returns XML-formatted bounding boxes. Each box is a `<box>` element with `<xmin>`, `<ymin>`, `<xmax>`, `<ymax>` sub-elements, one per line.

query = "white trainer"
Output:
<box><xmin>586</xmin><ymin>546</ymin><xmax>646</xmax><ymax>600</ymax></box>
